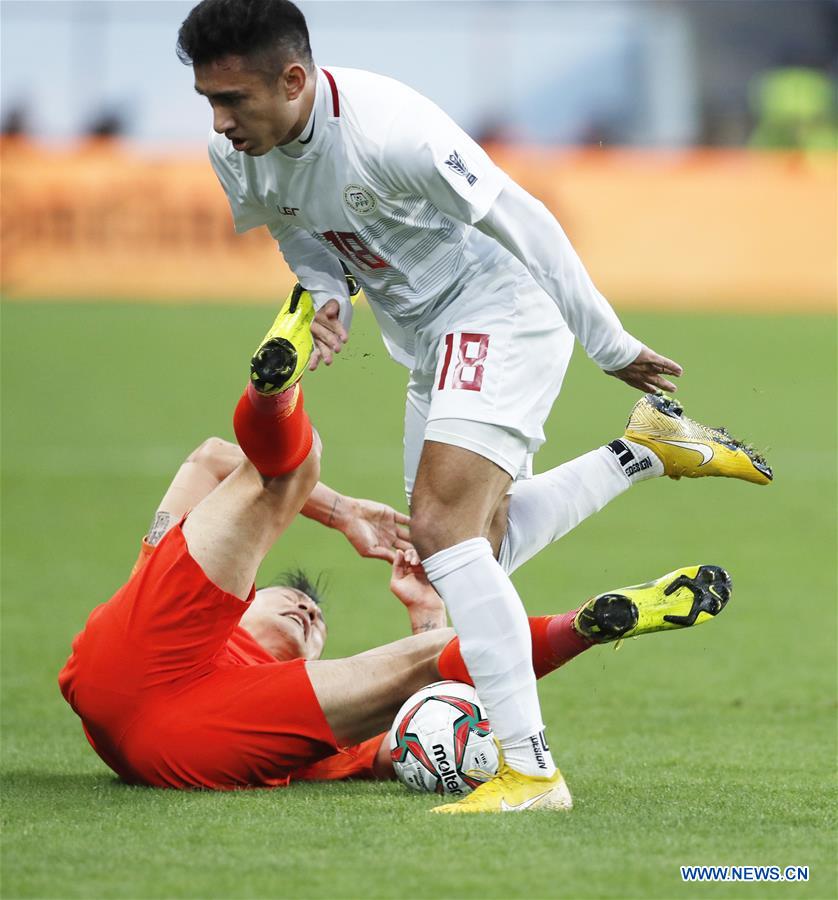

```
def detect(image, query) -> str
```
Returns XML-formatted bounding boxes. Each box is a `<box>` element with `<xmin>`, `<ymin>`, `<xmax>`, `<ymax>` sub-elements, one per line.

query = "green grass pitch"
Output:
<box><xmin>2</xmin><ymin>303</ymin><xmax>836</xmax><ymax>899</ymax></box>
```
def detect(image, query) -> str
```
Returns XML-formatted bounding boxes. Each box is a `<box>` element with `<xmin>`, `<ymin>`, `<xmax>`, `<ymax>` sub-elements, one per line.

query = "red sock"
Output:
<box><xmin>437</xmin><ymin>611</ymin><xmax>592</xmax><ymax>684</ymax></box>
<box><xmin>233</xmin><ymin>383</ymin><xmax>313</xmax><ymax>477</ymax></box>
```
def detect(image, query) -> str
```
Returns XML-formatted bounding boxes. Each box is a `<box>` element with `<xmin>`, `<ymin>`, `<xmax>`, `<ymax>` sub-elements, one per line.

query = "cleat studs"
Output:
<box><xmin>576</xmin><ymin>593</ymin><xmax>638</xmax><ymax>642</ymax></box>
<box><xmin>704</xmin><ymin>593</ymin><xmax>723</xmax><ymax>615</ymax></box>
<box><xmin>251</xmin><ymin>338</ymin><xmax>298</xmax><ymax>389</ymax></box>
<box><xmin>663</xmin><ymin>565</ymin><xmax>733</xmax><ymax>626</ymax></box>
<box><xmin>663</xmin><ymin>574</ymin><xmax>691</xmax><ymax>597</ymax></box>
<box><xmin>594</xmin><ymin>594</ymin><xmax>638</xmax><ymax>637</ymax></box>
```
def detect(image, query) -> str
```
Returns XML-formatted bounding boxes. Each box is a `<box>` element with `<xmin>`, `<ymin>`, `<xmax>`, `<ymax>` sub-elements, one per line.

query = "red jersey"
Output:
<box><xmin>58</xmin><ymin>525</ymin><xmax>382</xmax><ymax>789</ymax></box>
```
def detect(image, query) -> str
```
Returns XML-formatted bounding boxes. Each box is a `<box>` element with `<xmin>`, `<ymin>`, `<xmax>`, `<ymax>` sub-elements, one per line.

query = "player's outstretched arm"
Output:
<box><xmin>147</xmin><ymin>435</ymin><xmax>407</xmax><ymax>558</ymax></box>
<box><xmin>605</xmin><ymin>345</ymin><xmax>682</xmax><ymax>394</ymax></box>
<box><xmin>300</xmin><ymin>483</ymin><xmax>412</xmax><ymax>562</ymax></box>
<box><xmin>380</xmin><ymin>97</ymin><xmax>659</xmax><ymax>378</ymax></box>
<box><xmin>475</xmin><ymin>180</ymin><xmax>683</xmax><ymax>383</ymax></box>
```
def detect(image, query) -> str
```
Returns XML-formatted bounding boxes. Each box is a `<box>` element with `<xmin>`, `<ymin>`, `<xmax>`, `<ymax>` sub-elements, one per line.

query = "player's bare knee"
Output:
<box><xmin>409</xmin><ymin>516</ymin><xmax>436</xmax><ymax>560</ymax></box>
<box><xmin>187</xmin><ymin>436</ymin><xmax>243</xmax><ymax>479</ymax></box>
<box><xmin>410</xmin><ymin>504</ymin><xmax>462</xmax><ymax>560</ymax></box>
<box><xmin>412</xmin><ymin>484</ymin><xmax>494</xmax><ymax>558</ymax></box>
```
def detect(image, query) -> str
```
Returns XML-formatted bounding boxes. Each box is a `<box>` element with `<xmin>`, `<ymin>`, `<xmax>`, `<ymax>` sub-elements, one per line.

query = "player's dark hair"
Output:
<box><xmin>176</xmin><ymin>0</ymin><xmax>314</xmax><ymax>77</ymax></box>
<box><xmin>261</xmin><ymin>567</ymin><xmax>327</xmax><ymax>608</ymax></box>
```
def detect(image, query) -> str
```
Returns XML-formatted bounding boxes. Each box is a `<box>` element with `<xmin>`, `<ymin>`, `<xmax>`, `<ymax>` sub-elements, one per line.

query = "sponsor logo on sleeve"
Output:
<box><xmin>444</xmin><ymin>150</ymin><xmax>478</xmax><ymax>186</ymax></box>
<box><xmin>343</xmin><ymin>184</ymin><xmax>378</xmax><ymax>215</ymax></box>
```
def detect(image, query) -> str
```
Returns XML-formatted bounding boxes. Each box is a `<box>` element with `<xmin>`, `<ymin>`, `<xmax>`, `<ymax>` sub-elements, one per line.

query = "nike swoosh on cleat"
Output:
<box><xmin>657</xmin><ymin>439</ymin><xmax>714</xmax><ymax>465</ymax></box>
<box><xmin>499</xmin><ymin>790</ymin><xmax>553</xmax><ymax>812</ymax></box>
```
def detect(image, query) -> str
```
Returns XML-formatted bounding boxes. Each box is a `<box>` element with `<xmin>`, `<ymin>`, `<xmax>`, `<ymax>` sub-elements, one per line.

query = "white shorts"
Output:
<box><xmin>403</xmin><ymin>271</ymin><xmax>574</xmax><ymax>500</ymax></box>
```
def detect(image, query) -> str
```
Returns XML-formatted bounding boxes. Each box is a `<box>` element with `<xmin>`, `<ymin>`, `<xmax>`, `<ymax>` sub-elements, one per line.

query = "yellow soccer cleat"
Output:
<box><xmin>574</xmin><ymin>564</ymin><xmax>732</xmax><ymax>643</ymax></box>
<box><xmin>623</xmin><ymin>394</ymin><xmax>772</xmax><ymax>485</ymax></box>
<box><xmin>431</xmin><ymin>763</ymin><xmax>572</xmax><ymax>814</ymax></box>
<box><xmin>250</xmin><ymin>271</ymin><xmax>361</xmax><ymax>395</ymax></box>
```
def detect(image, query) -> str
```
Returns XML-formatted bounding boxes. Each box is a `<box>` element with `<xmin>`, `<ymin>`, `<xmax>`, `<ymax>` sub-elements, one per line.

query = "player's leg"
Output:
<box><xmin>489</xmin><ymin>392</ymin><xmax>773</xmax><ymax>576</ymax></box>
<box><xmin>402</xmin><ymin>370</ymin><xmax>433</xmax><ymax>508</ymax></box>
<box><xmin>305</xmin><ymin>629</ymin><xmax>454</xmax><ymax>743</ymax></box>
<box><xmin>437</xmin><ymin>559</ymin><xmax>732</xmax><ymax>687</ymax></box>
<box><xmin>306</xmin><ymin>603</ymin><xmax>610</xmax><ymax>747</ymax></box>
<box><xmin>411</xmin><ymin>441</ymin><xmax>559</xmax><ymax>777</ymax></box>
<box><xmin>145</xmin><ymin>437</ymin><xmax>246</xmax><ymax>547</ymax></box>
<box><xmin>308</xmin><ymin>551</ymin><xmax>733</xmax><ymax>749</ymax></box>
<box><xmin>493</xmin><ymin>444</ymin><xmax>650</xmax><ymax>573</ymax></box>
<box><xmin>407</xmin><ymin>286</ymin><xmax>576</xmax><ymax>787</ymax></box>
<box><xmin>407</xmin><ymin>373</ymin><xmax>612</xmax><ymax>580</ymax></box>
<box><xmin>76</xmin><ymin>384</ymin><xmax>319</xmax><ymax>713</ymax></box>
<box><xmin>306</xmin><ymin>607</ymin><xmax>589</xmax><ymax>748</ymax></box>
<box><xmin>122</xmin><ymin>559</ymin><xmax>731</xmax><ymax>789</ymax></box>
<box><xmin>182</xmin><ymin>383</ymin><xmax>319</xmax><ymax>599</ymax></box>
<box><xmin>180</xmin><ymin>449</ymin><xmax>319</xmax><ymax>600</ymax></box>
<box><xmin>150</xmin><ymin>610</ymin><xmax>588</xmax><ymax>788</ymax></box>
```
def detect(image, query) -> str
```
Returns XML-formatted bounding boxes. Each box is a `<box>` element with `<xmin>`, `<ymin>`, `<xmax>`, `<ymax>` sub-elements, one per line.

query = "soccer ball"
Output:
<box><xmin>388</xmin><ymin>681</ymin><xmax>499</xmax><ymax>796</ymax></box>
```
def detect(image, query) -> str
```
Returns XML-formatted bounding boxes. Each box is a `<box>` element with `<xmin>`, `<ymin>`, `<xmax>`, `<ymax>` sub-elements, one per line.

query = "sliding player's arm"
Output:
<box><xmin>142</xmin><ymin>436</ymin><xmax>409</xmax><ymax>563</ymax></box>
<box><xmin>301</xmin><ymin>483</ymin><xmax>412</xmax><ymax>563</ymax></box>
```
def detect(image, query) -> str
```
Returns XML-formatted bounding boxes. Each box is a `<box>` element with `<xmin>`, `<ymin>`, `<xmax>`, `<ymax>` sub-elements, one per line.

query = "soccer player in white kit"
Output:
<box><xmin>178</xmin><ymin>0</ymin><xmax>771</xmax><ymax>813</ymax></box>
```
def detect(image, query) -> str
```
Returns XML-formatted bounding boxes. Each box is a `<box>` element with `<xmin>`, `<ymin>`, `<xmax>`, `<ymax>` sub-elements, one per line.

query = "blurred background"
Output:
<box><xmin>1</xmin><ymin>0</ymin><xmax>835</xmax><ymax>306</ymax></box>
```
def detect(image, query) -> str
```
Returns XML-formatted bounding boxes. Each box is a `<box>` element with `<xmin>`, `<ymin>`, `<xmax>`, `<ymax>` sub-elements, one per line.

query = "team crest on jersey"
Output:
<box><xmin>343</xmin><ymin>184</ymin><xmax>378</xmax><ymax>215</ymax></box>
<box><xmin>444</xmin><ymin>150</ymin><xmax>478</xmax><ymax>186</ymax></box>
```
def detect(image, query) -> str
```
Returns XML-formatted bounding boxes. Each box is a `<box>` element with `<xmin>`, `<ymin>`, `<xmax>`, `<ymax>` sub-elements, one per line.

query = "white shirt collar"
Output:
<box><xmin>279</xmin><ymin>69</ymin><xmax>329</xmax><ymax>159</ymax></box>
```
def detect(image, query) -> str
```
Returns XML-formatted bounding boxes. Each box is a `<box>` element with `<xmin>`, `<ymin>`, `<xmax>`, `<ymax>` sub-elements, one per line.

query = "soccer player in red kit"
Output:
<box><xmin>59</xmin><ymin>381</ymin><xmax>733</xmax><ymax>800</ymax></box>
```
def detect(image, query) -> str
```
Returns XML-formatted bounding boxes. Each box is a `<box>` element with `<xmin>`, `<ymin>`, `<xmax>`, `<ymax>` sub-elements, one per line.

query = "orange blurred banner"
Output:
<box><xmin>2</xmin><ymin>140</ymin><xmax>835</xmax><ymax>310</ymax></box>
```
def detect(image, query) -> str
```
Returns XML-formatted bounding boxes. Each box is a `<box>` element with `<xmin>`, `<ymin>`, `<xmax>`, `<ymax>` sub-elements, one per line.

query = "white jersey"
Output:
<box><xmin>209</xmin><ymin>66</ymin><xmax>639</xmax><ymax>371</ymax></box>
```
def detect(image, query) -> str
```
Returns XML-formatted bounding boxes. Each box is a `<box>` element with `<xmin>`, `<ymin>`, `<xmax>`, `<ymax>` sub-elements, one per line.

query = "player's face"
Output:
<box><xmin>241</xmin><ymin>587</ymin><xmax>327</xmax><ymax>661</ymax></box>
<box><xmin>193</xmin><ymin>55</ymin><xmax>310</xmax><ymax>156</ymax></box>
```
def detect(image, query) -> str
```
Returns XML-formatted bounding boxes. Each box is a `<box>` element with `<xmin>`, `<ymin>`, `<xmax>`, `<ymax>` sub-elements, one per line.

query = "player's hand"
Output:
<box><xmin>606</xmin><ymin>346</ymin><xmax>683</xmax><ymax>393</ymax></box>
<box><xmin>309</xmin><ymin>299</ymin><xmax>348</xmax><ymax>371</ymax></box>
<box><xmin>340</xmin><ymin>497</ymin><xmax>413</xmax><ymax>563</ymax></box>
<box><xmin>389</xmin><ymin>549</ymin><xmax>447</xmax><ymax>631</ymax></box>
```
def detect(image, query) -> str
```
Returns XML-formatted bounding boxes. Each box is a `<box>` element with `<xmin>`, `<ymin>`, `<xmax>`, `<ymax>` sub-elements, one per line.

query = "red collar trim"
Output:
<box><xmin>322</xmin><ymin>68</ymin><xmax>340</xmax><ymax>117</ymax></box>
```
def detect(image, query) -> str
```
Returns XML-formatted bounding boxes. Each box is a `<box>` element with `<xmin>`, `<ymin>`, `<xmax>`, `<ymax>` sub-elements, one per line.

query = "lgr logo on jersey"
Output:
<box><xmin>444</xmin><ymin>150</ymin><xmax>478</xmax><ymax>186</ymax></box>
<box><xmin>343</xmin><ymin>185</ymin><xmax>378</xmax><ymax>215</ymax></box>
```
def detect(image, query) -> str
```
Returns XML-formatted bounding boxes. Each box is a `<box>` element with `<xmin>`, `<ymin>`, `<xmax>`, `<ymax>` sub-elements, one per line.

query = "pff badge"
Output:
<box><xmin>343</xmin><ymin>184</ymin><xmax>378</xmax><ymax>215</ymax></box>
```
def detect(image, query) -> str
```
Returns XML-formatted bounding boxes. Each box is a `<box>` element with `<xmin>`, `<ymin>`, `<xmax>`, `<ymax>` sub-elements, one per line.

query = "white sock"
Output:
<box><xmin>606</xmin><ymin>437</ymin><xmax>664</xmax><ymax>484</ymax></box>
<box><xmin>498</xmin><ymin>442</ymin><xmax>663</xmax><ymax>575</ymax></box>
<box><xmin>422</xmin><ymin>537</ymin><xmax>556</xmax><ymax>777</ymax></box>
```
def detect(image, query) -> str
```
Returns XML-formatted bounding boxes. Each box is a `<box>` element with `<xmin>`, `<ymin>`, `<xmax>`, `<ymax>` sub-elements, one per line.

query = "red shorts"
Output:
<box><xmin>60</xmin><ymin>526</ymin><xmax>355</xmax><ymax>790</ymax></box>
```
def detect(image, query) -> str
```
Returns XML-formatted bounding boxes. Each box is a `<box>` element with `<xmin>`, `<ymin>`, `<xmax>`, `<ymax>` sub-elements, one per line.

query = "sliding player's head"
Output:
<box><xmin>240</xmin><ymin>569</ymin><xmax>327</xmax><ymax>661</ymax></box>
<box><xmin>178</xmin><ymin>0</ymin><xmax>314</xmax><ymax>155</ymax></box>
